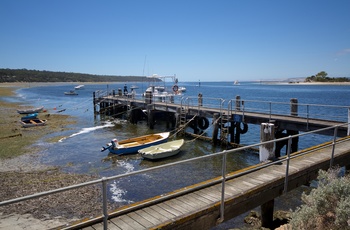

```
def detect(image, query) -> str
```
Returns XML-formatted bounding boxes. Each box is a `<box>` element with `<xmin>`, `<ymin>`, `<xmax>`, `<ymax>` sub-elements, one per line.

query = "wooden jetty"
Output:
<box><xmin>63</xmin><ymin>136</ymin><xmax>350</xmax><ymax>229</ymax></box>
<box><xmin>93</xmin><ymin>92</ymin><xmax>349</xmax><ymax>158</ymax></box>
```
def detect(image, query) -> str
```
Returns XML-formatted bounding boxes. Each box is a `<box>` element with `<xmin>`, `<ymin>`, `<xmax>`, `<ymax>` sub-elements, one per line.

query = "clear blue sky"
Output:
<box><xmin>1</xmin><ymin>0</ymin><xmax>349</xmax><ymax>82</ymax></box>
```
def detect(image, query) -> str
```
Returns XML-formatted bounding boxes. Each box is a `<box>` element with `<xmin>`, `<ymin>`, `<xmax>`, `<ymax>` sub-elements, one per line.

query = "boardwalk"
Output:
<box><xmin>64</xmin><ymin>136</ymin><xmax>350</xmax><ymax>230</ymax></box>
<box><xmin>95</xmin><ymin>96</ymin><xmax>348</xmax><ymax>137</ymax></box>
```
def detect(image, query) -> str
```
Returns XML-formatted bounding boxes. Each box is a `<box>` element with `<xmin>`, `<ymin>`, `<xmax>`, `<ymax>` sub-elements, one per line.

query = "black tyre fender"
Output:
<box><xmin>198</xmin><ymin>116</ymin><xmax>209</xmax><ymax>130</ymax></box>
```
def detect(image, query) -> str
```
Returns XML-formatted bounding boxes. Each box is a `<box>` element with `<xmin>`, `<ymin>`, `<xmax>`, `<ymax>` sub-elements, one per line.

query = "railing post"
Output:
<box><xmin>283</xmin><ymin>136</ymin><xmax>292</xmax><ymax>194</ymax></box>
<box><xmin>307</xmin><ymin>104</ymin><xmax>309</xmax><ymax>131</ymax></box>
<box><xmin>219</xmin><ymin>151</ymin><xmax>227</xmax><ymax>223</ymax></box>
<box><xmin>269</xmin><ymin>102</ymin><xmax>272</xmax><ymax>121</ymax></box>
<box><xmin>348</xmin><ymin>108</ymin><xmax>350</xmax><ymax>136</ymax></box>
<box><xmin>102</xmin><ymin>177</ymin><xmax>108</xmax><ymax>230</ymax></box>
<box><xmin>330</xmin><ymin>126</ymin><xmax>338</xmax><ymax>168</ymax></box>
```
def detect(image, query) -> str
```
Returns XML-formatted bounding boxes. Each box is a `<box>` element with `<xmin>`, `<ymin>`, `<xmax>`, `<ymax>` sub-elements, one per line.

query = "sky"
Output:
<box><xmin>1</xmin><ymin>0</ymin><xmax>350</xmax><ymax>82</ymax></box>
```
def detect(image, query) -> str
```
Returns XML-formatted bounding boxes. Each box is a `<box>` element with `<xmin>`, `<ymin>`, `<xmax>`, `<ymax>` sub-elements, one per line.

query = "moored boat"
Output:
<box><xmin>17</xmin><ymin>106</ymin><xmax>44</xmax><ymax>114</ymax></box>
<box><xmin>21</xmin><ymin>113</ymin><xmax>38</xmax><ymax>120</ymax></box>
<box><xmin>139</xmin><ymin>139</ymin><xmax>184</xmax><ymax>160</ymax></box>
<box><xmin>20</xmin><ymin>119</ymin><xmax>47</xmax><ymax>128</ymax></box>
<box><xmin>64</xmin><ymin>90</ymin><xmax>78</xmax><ymax>95</ymax></box>
<box><xmin>101</xmin><ymin>132</ymin><xmax>170</xmax><ymax>155</ymax></box>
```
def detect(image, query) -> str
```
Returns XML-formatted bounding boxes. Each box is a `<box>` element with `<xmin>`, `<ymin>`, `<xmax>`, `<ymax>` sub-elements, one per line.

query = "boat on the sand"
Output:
<box><xmin>17</xmin><ymin>106</ymin><xmax>44</xmax><ymax>114</ymax></box>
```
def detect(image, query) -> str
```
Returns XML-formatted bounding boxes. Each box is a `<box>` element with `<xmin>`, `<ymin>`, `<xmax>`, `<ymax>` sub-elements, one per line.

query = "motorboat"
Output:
<box><xmin>17</xmin><ymin>106</ymin><xmax>44</xmax><ymax>114</ymax></box>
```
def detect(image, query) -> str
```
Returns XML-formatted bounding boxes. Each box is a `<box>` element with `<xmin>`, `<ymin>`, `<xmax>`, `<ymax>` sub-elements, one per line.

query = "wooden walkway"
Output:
<box><xmin>64</xmin><ymin>137</ymin><xmax>350</xmax><ymax>230</ymax></box>
<box><xmin>96</xmin><ymin>96</ymin><xmax>348</xmax><ymax>137</ymax></box>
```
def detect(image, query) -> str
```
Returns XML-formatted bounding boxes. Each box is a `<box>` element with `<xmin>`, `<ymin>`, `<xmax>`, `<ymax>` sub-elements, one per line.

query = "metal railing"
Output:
<box><xmin>95</xmin><ymin>91</ymin><xmax>350</xmax><ymax>124</ymax></box>
<box><xmin>1</xmin><ymin>123</ymin><xmax>349</xmax><ymax>229</ymax></box>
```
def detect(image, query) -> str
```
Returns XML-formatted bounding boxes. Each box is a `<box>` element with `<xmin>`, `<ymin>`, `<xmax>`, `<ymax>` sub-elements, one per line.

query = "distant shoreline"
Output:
<box><xmin>259</xmin><ymin>81</ymin><xmax>350</xmax><ymax>85</ymax></box>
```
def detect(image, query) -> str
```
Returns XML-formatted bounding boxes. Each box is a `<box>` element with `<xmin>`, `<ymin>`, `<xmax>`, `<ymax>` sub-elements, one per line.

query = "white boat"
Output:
<box><xmin>234</xmin><ymin>80</ymin><xmax>240</xmax><ymax>85</ymax></box>
<box><xmin>139</xmin><ymin>139</ymin><xmax>184</xmax><ymax>160</ymax></box>
<box><xmin>74</xmin><ymin>85</ymin><xmax>85</xmax><ymax>90</ymax></box>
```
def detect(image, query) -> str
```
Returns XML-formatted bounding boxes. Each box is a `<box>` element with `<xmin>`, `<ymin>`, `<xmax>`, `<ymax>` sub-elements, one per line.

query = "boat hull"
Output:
<box><xmin>104</xmin><ymin>132</ymin><xmax>170</xmax><ymax>155</ymax></box>
<box><xmin>17</xmin><ymin>106</ymin><xmax>44</xmax><ymax>114</ymax></box>
<box><xmin>139</xmin><ymin>139</ymin><xmax>184</xmax><ymax>160</ymax></box>
<box><xmin>20</xmin><ymin>119</ymin><xmax>47</xmax><ymax>128</ymax></box>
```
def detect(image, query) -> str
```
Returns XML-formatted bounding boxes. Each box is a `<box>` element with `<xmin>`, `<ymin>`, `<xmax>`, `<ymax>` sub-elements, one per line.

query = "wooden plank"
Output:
<box><xmin>127</xmin><ymin>212</ymin><xmax>154</xmax><ymax>229</ymax></box>
<box><xmin>115</xmin><ymin>215</ymin><xmax>145</xmax><ymax>229</ymax></box>
<box><xmin>144</xmin><ymin>206</ymin><xmax>170</xmax><ymax>222</ymax></box>
<box><xmin>193</xmin><ymin>188</ymin><xmax>220</xmax><ymax>202</ymax></box>
<box><xmin>175</xmin><ymin>195</ymin><xmax>201</xmax><ymax>210</ymax></box>
<box><xmin>164</xmin><ymin>199</ymin><xmax>192</xmax><ymax>213</ymax></box>
<box><xmin>134</xmin><ymin>209</ymin><xmax>160</xmax><ymax>225</ymax></box>
<box><xmin>150</xmin><ymin>204</ymin><xmax>177</xmax><ymax>219</ymax></box>
<box><xmin>109</xmin><ymin>216</ymin><xmax>134</xmax><ymax>230</ymax></box>
<box><xmin>187</xmin><ymin>192</ymin><xmax>213</xmax><ymax>205</ymax></box>
<box><xmin>179</xmin><ymin>193</ymin><xmax>209</xmax><ymax>208</ymax></box>
<box><xmin>157</xmin><ymin>202</ymin><xmax>184</xmax><ymax>216</ymax></box>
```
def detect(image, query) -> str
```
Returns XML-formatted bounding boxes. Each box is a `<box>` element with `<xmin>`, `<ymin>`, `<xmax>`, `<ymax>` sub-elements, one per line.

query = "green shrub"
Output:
<box><xmin>290</xmin><ymin>167</ymin><xmax>350</xmax><ymax>229</ymax></box>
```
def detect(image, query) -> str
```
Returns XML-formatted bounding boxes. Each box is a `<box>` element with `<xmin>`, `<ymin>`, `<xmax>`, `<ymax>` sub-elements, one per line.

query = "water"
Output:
<box><xmin>11</xmin><ymin>82</ymin><xmax>350</xmax><ymax>206</ymax></box>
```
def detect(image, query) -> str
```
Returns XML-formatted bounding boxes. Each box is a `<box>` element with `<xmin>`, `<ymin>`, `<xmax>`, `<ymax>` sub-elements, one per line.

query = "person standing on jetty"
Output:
<box><xmin>123</xmin><ymin>84</ymin><xmax>128</xmax><ymax>96</ymax></box>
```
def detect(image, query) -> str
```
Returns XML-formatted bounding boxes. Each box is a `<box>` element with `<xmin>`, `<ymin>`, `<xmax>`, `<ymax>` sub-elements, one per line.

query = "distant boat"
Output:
<box><xmin>139</xmin><ymin>139</ymin><xmax>184</xmax><ymax>160</ymax></box>
<box><xmin>20</xmin><ymin>119</ymin><xmax>47</xmax><ymax>128</ymax></box>
<box><xmin>74</xmin><ymin>85</ymin><xmax>85</xmax><ymax>90</ymax></box>
<box><xmin>101</xmin><ymin>132</ymin><xmax>170</xmax><ymax>155</ymax></box>
<box><xmin>17</xmin><ymin>106</ymin><xmax>44</xmax><ymax>114</ymax></box>
<box><xmin>21</xmin><ymin>113</ymin><xmax>38</xmax><ymax>120</ymax></box>
<box><xmin>234</xmin><ymin>80</ymin><xmax>240</xmax><ymax>85</ymax></box>
<box><xmin>64</xmin><ymin>90</ymin><xmax>78</xmax><ymax>95</ymax></box>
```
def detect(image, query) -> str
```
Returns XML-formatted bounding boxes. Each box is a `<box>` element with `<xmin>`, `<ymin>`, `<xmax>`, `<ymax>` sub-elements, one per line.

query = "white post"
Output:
<box><xmin>259</xmin><ymin>123</ymin><xmax>275</xmax><ymax>162</ymax></box>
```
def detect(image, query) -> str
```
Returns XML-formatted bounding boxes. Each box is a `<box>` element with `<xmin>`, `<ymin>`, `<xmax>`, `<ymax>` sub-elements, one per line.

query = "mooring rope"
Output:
<box><xmin>186</xmin><ymin>115</ymin><xmax>222</xmax><ymax>143</ymax></box>
<box><xmin>169</xmin><ymin>114</ymin><xmax>198</xmax><ymax>139</ymax></box>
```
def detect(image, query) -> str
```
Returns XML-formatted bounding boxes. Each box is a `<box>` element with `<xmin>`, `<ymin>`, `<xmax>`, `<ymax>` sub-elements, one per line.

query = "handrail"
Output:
<box><xmin>95</xmin><ymin>91</ymin><xmax>350</xmax><ymax>123</ymax></box>
<box><xmin>1</xmin><ymin>123</ymin><xmax>349</xmax><ymax>229</ymax></box>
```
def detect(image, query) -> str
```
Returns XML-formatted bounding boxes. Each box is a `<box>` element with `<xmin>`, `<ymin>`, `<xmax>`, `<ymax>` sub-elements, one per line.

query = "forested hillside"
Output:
<box><xmin>0</xmin><ymin>68</ymin><xmax>154</xmax><ymax>83</ymax></box>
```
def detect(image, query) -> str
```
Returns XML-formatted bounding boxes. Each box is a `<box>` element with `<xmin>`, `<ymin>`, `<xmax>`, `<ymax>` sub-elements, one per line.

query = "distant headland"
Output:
<box><xmin>0</xmin><ymin>68</ymin><xmax>158</xmax><ymax>83</ymax></box>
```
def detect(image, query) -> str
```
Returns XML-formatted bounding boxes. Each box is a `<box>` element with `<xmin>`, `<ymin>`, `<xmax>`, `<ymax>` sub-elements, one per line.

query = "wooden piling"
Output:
<box><xmin>261</xmin><ymin>199</ymin><xmax>274</xmax><ymax>228</ymax></box>
<box><xmin>259</xmin><ymin>123</ymin><xmax>275</xmax><ymax>162</ymax></box>
<box><xmin>235</xmin><ymin>95</ymin><xmax>241</xmax><ymax>111</ymax></box>
<box><xmin>290</xmin><ymin>98</ymin><xmax>298</xmax><ymax>116</ymax></box>
<box><xmin>212</xmin><ymin>113</ymin><xmax>220</xmax><ymax>145</ymax></box>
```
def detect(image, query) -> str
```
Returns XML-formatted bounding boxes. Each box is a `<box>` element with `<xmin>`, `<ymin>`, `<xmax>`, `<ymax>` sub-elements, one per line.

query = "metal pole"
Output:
<box><xmin>283</xmin><ymin>136</ymin><xmax>292</xmax><ymax>194</ymax></box>
<box><xmin>219</xmin><ymin>151</ymin><xmax>227</xmax><ymax>223</ymax></box>
<box><xmin>102</xmin><ymin>177</ymin><xmax>108</xmax><ymax>230</ymax></box>
<box><xmin>269</xmin><ymin>102</ymin><xmax>272</xmax><ymax>121</ymax></box>
<box><xmin>330</xmin><ymin>126</ymin><xmax>338</xmax><ymax>168</ymax></box>
<box><xmin>307</xmin><ymin>105</ymin><xmax>309</xmax><ymax>131</ymax></box>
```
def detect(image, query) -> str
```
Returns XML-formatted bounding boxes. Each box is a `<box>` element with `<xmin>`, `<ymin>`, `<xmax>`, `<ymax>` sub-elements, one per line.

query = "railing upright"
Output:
<box><xmin>219</xmin><ymin>150</ymin><xmax>227</xmax><ymax>223</ymax></box>
<box><xmin>102</xmin><ymin>177</ymin><xmax>108</xmax><ymax>230</ymax></box>
<box><xmin>330</xmin><ymin>127</ymin><xmax>338</xmax><ymax>168</ymax></box>
<box><xmin>283</xmin><ymin>136</ymin><xmax>293</xmax><ymax>194</ymax></box>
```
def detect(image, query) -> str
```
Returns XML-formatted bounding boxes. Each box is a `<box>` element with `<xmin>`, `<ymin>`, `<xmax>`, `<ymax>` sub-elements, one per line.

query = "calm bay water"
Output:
<box><xmin>12</xmin><ymin>82</ymin><xmax>350</xmax><ymax>205</ymax></box>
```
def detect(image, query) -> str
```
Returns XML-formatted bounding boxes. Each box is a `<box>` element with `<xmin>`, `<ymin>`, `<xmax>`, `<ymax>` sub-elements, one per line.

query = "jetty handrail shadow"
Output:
<box><xmin>1</xmin><ymin>123</ymin><xmax>349</xmax><ymax>229</ymax></box>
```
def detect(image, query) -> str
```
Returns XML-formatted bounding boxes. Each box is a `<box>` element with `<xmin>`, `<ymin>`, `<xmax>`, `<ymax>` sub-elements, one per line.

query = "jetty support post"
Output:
<box><xmin>235</xmin><ymin>95</ymin><xmax>241</xmax><ymax>111</ymax></box>
<box><xmin>290</xmin><ymin>98</ymin><xmax>298</xmax><ymax>116</ymax></box>
<box><xmin>259</xmin><ymin>123</ymin><xmax>275</xmax><ymax>162</ymax></box>
<box><xmin>147</xmin><ymin>104</ymin><xmax>155</xmax><ymax>129</ymax></box>
<box><xmin>261</xmin><ymin>199</ymin><xmax>274</xmax><ymax>229</ymax></box>
<box><xmin>212</xmin><ymin>113</ymin><xmax>220</xmax><ymax>145</ymax></box>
